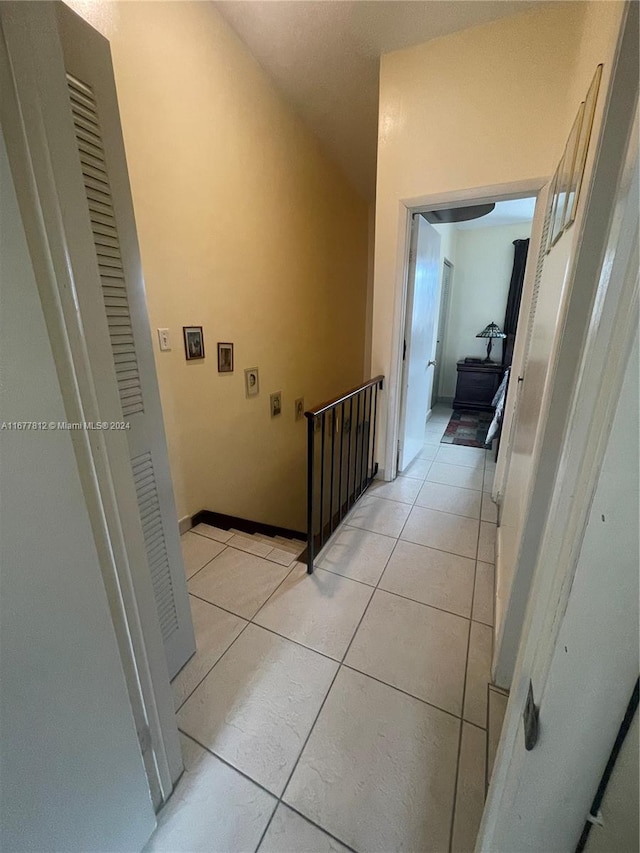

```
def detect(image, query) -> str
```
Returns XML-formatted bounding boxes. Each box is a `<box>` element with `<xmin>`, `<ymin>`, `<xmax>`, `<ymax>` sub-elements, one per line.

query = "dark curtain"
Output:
<box><xmin>502</xmin><ymin>238</ymin><xmax>529</xmax><ymax>367</ymax></box>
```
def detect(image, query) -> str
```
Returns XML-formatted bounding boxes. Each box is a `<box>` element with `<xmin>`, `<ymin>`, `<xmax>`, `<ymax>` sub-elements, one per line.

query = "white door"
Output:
<box><xmin>1</xmin><ymin>121</ymin><xmax>157</xmax><ymax>853</ymax></box>
<box><xmin>431</xmin><ymin>258</ymin><xmax>452</xmax><ymax>408</ymax></box>
<box><xmin>493</xmin><ymin>50</ymin><xmax>625</xmax><ymax>686</ymax></box>
<box><xmin>481</xmin><ymin>19</ymin><xmax>638</xmax><ymax>838</ymax></box>
<box><xmin>1</xmin><ymin>0</ymin><xmax>187</xmax><ymax>803</ymax></box>
<box><xmin>55</xmin><ymin>4</ymin><xmax>195</xmax><ymax>680</ymax></box>
<box><xmin>398</xmin><ymin>214</ymin><xmax>442</xmax><ymax>471</ymax></box>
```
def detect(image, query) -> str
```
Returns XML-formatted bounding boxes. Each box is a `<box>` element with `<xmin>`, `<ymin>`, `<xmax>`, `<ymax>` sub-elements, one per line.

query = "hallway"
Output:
<box><xmin>147</xmin><ymin>406</ymin><xmax>507</xmax><ymax>853</ymax></box>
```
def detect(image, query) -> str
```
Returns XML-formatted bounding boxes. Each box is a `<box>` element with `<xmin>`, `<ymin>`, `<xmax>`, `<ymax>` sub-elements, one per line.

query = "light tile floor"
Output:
<box><xmin>146</xmin><ymin>405</ymin><xmax>508</xmax><ymax>853</ymax></box>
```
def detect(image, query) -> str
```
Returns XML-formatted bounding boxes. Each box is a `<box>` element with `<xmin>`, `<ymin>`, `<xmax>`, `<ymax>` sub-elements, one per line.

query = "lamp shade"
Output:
<box><xmin>476</xmin><ymin>322</ymin><xmax>507</xmax><ymax>339</ymax></box>
<box><xmin>476</xmin><ymin>322</ymin><xmax>506</xmax><ymax>363</ymax></box>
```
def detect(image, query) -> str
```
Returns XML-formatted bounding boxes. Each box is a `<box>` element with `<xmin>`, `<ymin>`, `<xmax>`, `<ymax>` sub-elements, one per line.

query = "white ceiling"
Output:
<box><xmin>215</xmin><ymin>1</ymin><xmax>544</xmax><ymax>200</ymax></box>
<box><xmin>454</xmin><ymin>197</ymin><xmax>537</xmax><ymax>230</ymax></box>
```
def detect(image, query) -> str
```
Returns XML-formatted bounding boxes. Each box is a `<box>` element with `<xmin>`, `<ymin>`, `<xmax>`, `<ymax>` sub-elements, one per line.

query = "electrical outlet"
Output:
<box><xmin>295</xmin><ymin>397</ymin><xmax>305</xmax><ymax>421</ymax></box>
<box><xmin>157</xmin><ymin>328</ymin><xmax>171</xmax><ymax>351</ymax></box>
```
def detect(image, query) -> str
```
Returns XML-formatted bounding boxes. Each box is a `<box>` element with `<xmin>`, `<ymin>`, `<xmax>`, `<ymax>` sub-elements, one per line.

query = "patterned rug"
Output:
<box><xmin>441</xmin><ymin>410</ymin><xmax>493</xmax><ymax>448</ymax></box>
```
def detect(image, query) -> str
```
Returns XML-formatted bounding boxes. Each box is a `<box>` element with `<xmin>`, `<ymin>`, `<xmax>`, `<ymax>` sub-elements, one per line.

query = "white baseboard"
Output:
<box><xmin>178</xmin><ymin>515</ymin><xmax>192</xmax><ymax>536</ymax></box>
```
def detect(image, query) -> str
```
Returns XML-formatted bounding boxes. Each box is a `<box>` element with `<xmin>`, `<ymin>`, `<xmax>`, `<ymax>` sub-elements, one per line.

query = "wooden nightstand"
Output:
<box><xmin>453</xmin><ymin>360</ymin><xmax>504</xmax><ymax>412</ymax></box>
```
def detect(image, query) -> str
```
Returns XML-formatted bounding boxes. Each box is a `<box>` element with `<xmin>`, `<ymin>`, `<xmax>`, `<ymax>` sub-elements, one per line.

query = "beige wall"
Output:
<box><xmin>66</xmin><ymin>1</ymin><xmax>368</xmax><ymax>531</ymax></box>
<box><xmin>440</xmin><ymin>221</ymin><xmax>532</xmax><ymax>399</ymax></box>
<box><xmin>371</xmin><ymin>1</ymin><xmax>614</xmax><ymax>475</ymax></box>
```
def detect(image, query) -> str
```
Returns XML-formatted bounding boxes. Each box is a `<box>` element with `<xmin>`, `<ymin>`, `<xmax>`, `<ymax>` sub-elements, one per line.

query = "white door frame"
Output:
<box><xmin>490</xmin><ymin>180</ymin><xmax>551</xmax><ymax>507</ymax></box>
<box><xmin>397</xmin><ymin>213</ymin><xmax>442</xmax><ymax>471</ymax></box>
<box><xmin>479</xmin><ymin>84</ymin><xmax>638</xmax><ymax>849</ymax></box>
<box><xmin>0</xmin><ymin>4</ymin><xmax>181</xmax><ymax>808</ymax></box>
<box><xmin>384</xmin><ymin>179</ymin><xmax>546</xmax><ymax>482</ymax></box>
<box><xmin>431</xmin><ymin>257</ymin><xmax>453</xmax><ymax>408</ymax></box>
<box><xmin>491</xmin><ymin>0</ymin><xmax>632</xmax><ymax>688</ymax></box>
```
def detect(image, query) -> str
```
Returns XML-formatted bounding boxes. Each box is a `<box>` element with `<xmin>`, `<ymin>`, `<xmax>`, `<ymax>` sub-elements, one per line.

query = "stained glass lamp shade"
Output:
<box><xmin>476</xmin><ymin>322</ymin><xmax>507</xmax><ymax>363</ymax></box>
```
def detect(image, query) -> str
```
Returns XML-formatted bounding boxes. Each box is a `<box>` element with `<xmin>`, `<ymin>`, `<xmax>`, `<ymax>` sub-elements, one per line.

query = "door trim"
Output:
<box><xmin>0</xmin><ymin>3</ymin><xmax>181</xmax><ymax>808</ymax></box>
<box><xmin>385</xmin><ymin>179</ymin><xmax>545</xmax><ymax>482</ymax></box>
<box><xmin>490</xmin><ymin>181</ymin><xmax>551</xmax><ymax>507</ymax></box>
<box><xmin>431</xmin><ymin>257</ymin><xmax>453</xmax><ymax>408</ymax></box>
<box><xmin>480</xmin><ymin>4</ymin><xmax>638</xmax><ymax>845</ymax></box>
<box><xmin>480</xmin><ymin>125</ymin><xmax>638</xmax><ymax>853</ymax></box>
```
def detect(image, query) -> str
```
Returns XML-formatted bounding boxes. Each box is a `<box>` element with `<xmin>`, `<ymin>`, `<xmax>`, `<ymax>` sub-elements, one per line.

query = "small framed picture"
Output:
<box><xmin>549</xmin><ymin>154</ymin><xmax>566</xmax><ymax>249</ymax></box>
<box><xmin>217</xmin><ymin>342</ymin><xmax>234</xmax><ymax>373</ymax></box>
<box><xmin>544</xmin><ymin>168</ymin><xmax>558</xmax><ymax>255</ymax></box>
<box><xmin>568</xmin><ymin>64</ymin><xmax>602</xmax><ymax>228</ymax></box>
<box><xmin>270</xmin><ymin>391</ymin><xmax>282</xmax><ymax>418</ymax></box>
<box><xmin>294</xmin><ymin>397</ymin><xmax>305</xmax><ymax>421</ymax></box>
<box><xmin>183</xmin><ymin>326</ymin><xmax>204</xmax><ymax>360</ymax></box>
<box><xmin>546</xmin><ymin>163</ymin><xmax>561</xmax><ymax>252</ymax></box>
<box><xmin>562</xmin><ymin>102</ymin><xmax>584</xmax><ymax>232</ymax></box>
<box><xmin>244</xmin><ymin>367</ymin><xmax>259</xmax><ymax>397</ymax></box>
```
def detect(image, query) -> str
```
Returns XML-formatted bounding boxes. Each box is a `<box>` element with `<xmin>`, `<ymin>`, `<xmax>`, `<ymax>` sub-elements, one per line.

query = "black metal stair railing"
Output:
<box><xmin>304</xmin><ymin>375</ymin><xmax>384</xmax><ymax>573</ymax></box>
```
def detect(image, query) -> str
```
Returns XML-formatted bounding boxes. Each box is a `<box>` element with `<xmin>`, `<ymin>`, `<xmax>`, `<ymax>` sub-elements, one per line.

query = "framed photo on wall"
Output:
<box><xmin>547</xmin><ymin>161</ymin><xmax>563</xmax><ymax>251</ymax></box>
<box><xmin>270</xmin><ymin>391</ymin><xmax>282</xmax><ymax>418</ymax></box>
<box><xmin>567</xmin><ymin>64</ymin><xmax>603</xmax><ymax>228</ymax></box>
<box><xmin>217</xmin><ymin>342</ymin><xmax>234</xmax><ymax>373</ymax></box>
<box><xmin>183</xmin><ymin>326</ymin><xmax>204</xmax><ymax>360</ymax></box>
<box><xmin>551</xmin><ymin>150</ymin><xmax>570</xmax><ymax>249</ymax></box>
<box><xmin>562</xmin><ymin>101</ymin><xmax>584</xmax><ymax>232</ymax></box>
<box><xmin>545</xmin><ymin>168</ymin><xmax>558</xmax><ymax>255</ymax></box>
<box><xmin>244</xmin><ymin>367</ymin><xmax>259</xmax><ymax>397</ymax></box>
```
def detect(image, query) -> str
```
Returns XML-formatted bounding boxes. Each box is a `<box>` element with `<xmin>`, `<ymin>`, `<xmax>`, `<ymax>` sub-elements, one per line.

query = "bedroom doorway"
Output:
<box><xmin>394</xmin><ymin>192</ymin><xmax>537</xmax><ymax>476</ymax></box>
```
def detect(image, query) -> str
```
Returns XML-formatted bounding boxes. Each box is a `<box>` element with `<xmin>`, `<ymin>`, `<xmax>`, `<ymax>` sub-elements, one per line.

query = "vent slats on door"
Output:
<box><xmin>521</xmin><ymin>202</ymin><xmax>553</xmax><ymax>374</ymax></box>
<box><xmin>131</xmin><ymin>451</ymin><xmax>179</xmax><ymax>642</ymax></box>
<box><xmin>66</xmin><ymin>72</ymin><xmax>143</xmax><ymax>418</ymax></box>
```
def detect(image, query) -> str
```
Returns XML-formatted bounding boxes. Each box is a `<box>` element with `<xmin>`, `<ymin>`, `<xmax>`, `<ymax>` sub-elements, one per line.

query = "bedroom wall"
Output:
<box><xmin>440</xmin><ymin>221</ymin><xmax>533</xmax><ymax>400</ymax></box>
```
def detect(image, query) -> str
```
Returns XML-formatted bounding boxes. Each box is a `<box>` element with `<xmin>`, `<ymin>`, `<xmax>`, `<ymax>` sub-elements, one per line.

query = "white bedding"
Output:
<box><xmin>486</xmin><ymin>367</ymin><xmax>510</xmax><ymax>445</ymax></box>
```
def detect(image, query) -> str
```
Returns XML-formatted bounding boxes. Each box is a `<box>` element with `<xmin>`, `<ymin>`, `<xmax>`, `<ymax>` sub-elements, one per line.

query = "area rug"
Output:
<box><xmin>441</xmin><ymin>410</ymin><xmax>493</xmax><ymax>448</ymax></box>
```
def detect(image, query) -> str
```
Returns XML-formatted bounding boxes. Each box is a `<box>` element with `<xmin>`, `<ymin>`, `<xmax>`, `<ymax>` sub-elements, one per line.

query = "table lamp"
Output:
<box><xmin>476</xmin><ymin>322</ymin><xmax>506</xmax><ymax>363</ymax></box>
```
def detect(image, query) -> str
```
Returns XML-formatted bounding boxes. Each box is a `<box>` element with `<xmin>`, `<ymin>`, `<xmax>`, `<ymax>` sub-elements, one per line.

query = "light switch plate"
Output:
<box><xmin>157</xmin><ymin>328</ymin><xmax>171</xmax><ymax>351</ymax></box>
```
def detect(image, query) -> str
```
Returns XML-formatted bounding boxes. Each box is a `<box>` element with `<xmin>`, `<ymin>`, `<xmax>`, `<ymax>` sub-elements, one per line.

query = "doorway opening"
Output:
<box><xmin>396</xmin><ymin>193</ymin><xmax>537</xmax><ymax>477</ymax></box>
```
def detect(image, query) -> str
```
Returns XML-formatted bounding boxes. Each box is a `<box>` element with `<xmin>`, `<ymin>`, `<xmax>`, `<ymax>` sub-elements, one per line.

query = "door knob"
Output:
<box><xmin>428</xmin><ymin>360</ymin><xmax>437</xmax><ymax>367</ymax></box>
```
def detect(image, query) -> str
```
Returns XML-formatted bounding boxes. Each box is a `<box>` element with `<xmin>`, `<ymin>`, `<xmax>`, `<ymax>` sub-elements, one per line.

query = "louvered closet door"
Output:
<box><xmin>56</xmin><ymin>6</ymin><xmax>195</xmax><ymax>679</ymax></box>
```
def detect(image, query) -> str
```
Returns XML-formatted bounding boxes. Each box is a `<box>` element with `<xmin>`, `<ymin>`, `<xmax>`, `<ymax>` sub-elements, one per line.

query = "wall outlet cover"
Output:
<box><xmin>294</xmin><ymin>397</ymin><xmax>304</xmax><ymax>421</ymax></box>
<box><xmin>157</xmin><ymin>328</ymin><xmax>171</xmax><ymax>351</ymax></box>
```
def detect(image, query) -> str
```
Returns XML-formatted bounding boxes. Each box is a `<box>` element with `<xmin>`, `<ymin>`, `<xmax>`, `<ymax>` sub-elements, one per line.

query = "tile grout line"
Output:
<box><xmin>483</xmin><ymin>562</ymin><xmax>501</xmax><ymax>793</ymax></box>
<box><xmin>484</xmin><ymin>683</ymin><xmax>492</xmax><ymax>795</ymax></box>
<box><xmin>188</xmin><ymin>527</ymin><xmax>305</xmax><ymax>565</ymax></box>
<box><xmin>370</xmin><ymin>585</ymin><xmax>475</xmax><ymax>623</ymax></box>
<box><xmin>311</xmin><ymin>558</ymin><xmax>480</xmax><ymax>623</ymax></box>
<box><xmin>373</xmin><ymin>489</ymin><xmax>484</xmax><ymax>520</ymax></box>
<box><xmin>340</xmin><ymin>662</ymin><xmax>473</xmax><ymax>726</ymax></box>
<box><xmin>447</xmin><ymin>452</ymin><xmax>486</xmax><ymax>853</ymax></box>
<box><xmin>268</xmin><ymin>802</ymin><xmax>359</xmax><ymax>853</ymax></box>
<box><xmin>179</xmin><ymin>551</ymin><xmax>370</xmax><ymax>847</ymax></box>
<box><xmin>251</xmin><ymin>665</ymin><xmax>344</xmax><ymax>851</ymax></box>
<box><xmin>175</xmin><ymin>560</ymin><xmax>301</xmax><ymax>712</ymax></box>
<box><xmin>179</xmin><ymin>729</ymin><xmax>276</xmax><ymax>799</ymax></box>
<box><xmin>178</xmin><ymin>731</ymin><xmax>357</xmax><ymax>853</ymax></box>
<box><xmin>342</xmin><ymin>523</ymin><xmax>487</xmax><ymax>564</ymax></box>
<box><xmin>254</xmin><ymin>519</ymin><xmax>405</xmax><ymax>852</ymax></box>
<box><xmin>184</xmin><ymin>544</ymin><xmax>229</xmax><ymax>583</ymax></box>
<box><xmin>184</xmin><ymin>537</ymin><xmax>302</xmax><ymax>585</ymax></box>
<box><xmin>174</xmin><ymin>615</ymin><xmax>252</xmax><ymax>715</ymax></box>
<box><xmin>177</xmin><ymin>421</ymin><xmax>495</xmax><ymax>851</ymax></box>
